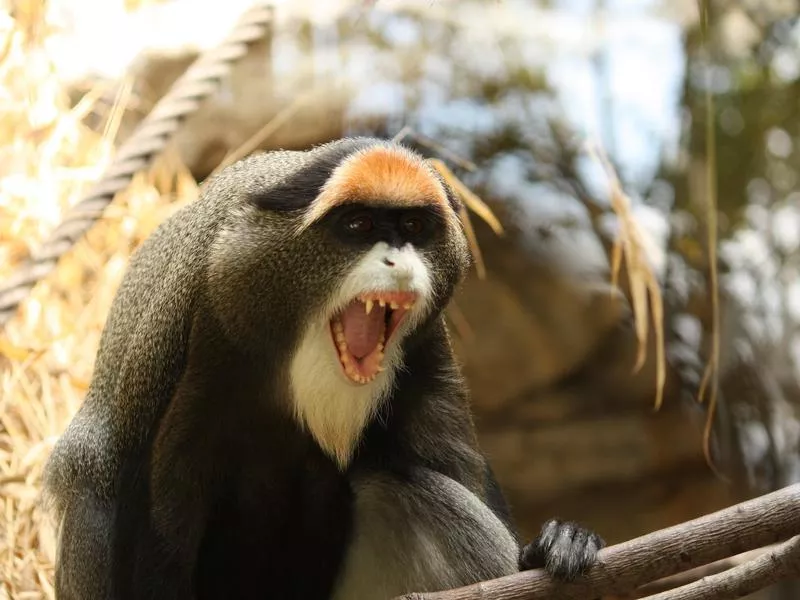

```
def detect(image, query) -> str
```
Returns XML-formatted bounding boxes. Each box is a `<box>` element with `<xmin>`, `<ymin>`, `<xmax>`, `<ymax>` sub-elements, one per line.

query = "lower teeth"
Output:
<box><xmin>332</xmin><ymin>318</ymin><xmax>388</xmax><ymax>384</ymax></box>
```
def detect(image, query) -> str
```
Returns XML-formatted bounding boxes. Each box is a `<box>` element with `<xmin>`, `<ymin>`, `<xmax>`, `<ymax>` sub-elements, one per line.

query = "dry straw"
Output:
<box><xmin>0</xmin><ymin>2</ymin><xmax>198</xmax><ymax>594</ymax></box>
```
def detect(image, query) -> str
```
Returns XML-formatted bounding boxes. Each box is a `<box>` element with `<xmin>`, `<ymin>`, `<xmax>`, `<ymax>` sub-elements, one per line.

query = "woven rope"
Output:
<box><xmin>0</xmin><ymin>3</ymin><xmax>275</xmax><ymax>329</ymax></box>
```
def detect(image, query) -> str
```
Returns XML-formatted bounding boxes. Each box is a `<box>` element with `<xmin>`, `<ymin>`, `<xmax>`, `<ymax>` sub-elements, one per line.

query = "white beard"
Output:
<box><xmin>288</xmin><ymin>241</ymin><xmax>433</xmax><ymax>469</ymax></box>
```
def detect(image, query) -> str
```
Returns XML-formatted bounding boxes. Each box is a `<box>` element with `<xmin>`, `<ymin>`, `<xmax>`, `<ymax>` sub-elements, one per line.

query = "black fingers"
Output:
<box><xmin>519</xmin><ymin>518</ymin><xmax>605</xmax><ymax>582</ymax></box>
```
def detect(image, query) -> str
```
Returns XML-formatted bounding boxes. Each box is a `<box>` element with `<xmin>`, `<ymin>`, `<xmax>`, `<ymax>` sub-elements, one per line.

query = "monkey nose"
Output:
<box><xmin>381</xmin><ymin>248</ymin><xmax>417</xmax><ymax>283</ymax></box>
<box><xmin>381</xmin><ymin>254</ymin><xmax>413</xmax><ymax>281</ymax></box>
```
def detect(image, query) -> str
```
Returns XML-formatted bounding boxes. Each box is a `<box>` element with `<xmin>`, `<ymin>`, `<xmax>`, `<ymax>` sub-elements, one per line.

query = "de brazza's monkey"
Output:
<box><xmin>44</xmin><ymin>137</ymin><xmax>604</xmax><ymax>599</ymax></box>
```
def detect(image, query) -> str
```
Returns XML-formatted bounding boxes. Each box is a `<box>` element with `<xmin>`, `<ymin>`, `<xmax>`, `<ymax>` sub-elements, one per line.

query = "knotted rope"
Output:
<box><xmin>0</xmin><ymin>3</ymin><xmax>275</xmax><ymax>329</ymax></box>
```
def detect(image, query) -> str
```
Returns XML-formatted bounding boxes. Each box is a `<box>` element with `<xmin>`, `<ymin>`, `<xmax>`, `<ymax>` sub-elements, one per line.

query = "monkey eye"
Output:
<box><xmin>345</xmin><ymin>214</ymin><xmax>374</xmax><ymax>234</ymax></box>
<box><xmin>401</xmin><ymin>215</ymin><xmax>424</xmax><ymax>236</ymax></box>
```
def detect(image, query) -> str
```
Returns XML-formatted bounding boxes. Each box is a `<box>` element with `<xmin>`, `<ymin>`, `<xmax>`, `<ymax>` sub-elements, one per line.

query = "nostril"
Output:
<box><xmin>383</xmin><ymin>257</ymin><xmax>395</xmax><ymax>267</ymax></box>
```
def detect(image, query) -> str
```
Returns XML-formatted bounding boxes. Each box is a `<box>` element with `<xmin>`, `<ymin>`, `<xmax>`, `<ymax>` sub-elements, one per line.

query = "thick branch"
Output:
<box><xmin>393</xmin><ymin>483</ymin><xmax>800</xmax><ymax>600</ymax></box>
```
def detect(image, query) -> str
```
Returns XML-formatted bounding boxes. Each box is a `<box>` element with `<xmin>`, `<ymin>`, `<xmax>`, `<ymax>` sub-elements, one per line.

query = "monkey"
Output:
<box><xmin>43</xmin><ymin>137</ymin><xmax>605</xmax><ymax>600</ymax></box>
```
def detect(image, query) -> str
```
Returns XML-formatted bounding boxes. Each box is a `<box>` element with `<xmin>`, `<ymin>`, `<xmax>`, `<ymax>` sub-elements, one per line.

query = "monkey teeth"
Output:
<box><xmin>356</xmin><ymin>291</ymin><xmax>416</xmax><ymax>314</ymax></box>
<box><xmin>330</xmin><ymin>291</ymin><xmax>418</xmax><ymax>385</ymax></box>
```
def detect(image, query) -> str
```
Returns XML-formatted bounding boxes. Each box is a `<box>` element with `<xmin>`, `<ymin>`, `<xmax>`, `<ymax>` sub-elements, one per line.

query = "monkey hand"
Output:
<box><xmin>518</xmin><ymin>518</ymin><xmax>605</xmax><ymax>581</ymax></box>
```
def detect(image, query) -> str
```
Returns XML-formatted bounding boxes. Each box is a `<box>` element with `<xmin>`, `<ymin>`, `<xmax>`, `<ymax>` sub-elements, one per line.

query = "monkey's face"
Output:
<box><xmin>313</xmin><ymin>203</ymin><xmax>446</xmax><ymax>386</ymax></box>
<box><xmin>292</xmin><ymin>142</ymin><xmax>469</xmax><ymax>393</ymax></box>
<box><xmin>206</xmin><ymin>140</ymin><xmax>470</xmax><ymax>466</ymax></box>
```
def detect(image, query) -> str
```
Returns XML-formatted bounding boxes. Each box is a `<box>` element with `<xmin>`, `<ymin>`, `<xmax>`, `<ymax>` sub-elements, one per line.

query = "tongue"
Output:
<box><xmin>341</xmin><ymin>301</ymin><xmax>386</xmax><ymax>359</ymax></box>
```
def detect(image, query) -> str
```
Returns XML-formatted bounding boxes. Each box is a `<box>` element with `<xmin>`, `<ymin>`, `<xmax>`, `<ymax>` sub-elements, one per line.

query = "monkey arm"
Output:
<box><xmin>45</xmin><ymin>394</ymin><xmax>213</xmax><ymax>600</ymax></box>
<box><xmin>128</xmin><ymin>369</ymin><xmax>230</xmax><ymax>599</ymax></box>
<box><xmin>393</xmin><ymin>412</ymin><xmax>604</xmax><ymax>585</ymax></box>
<box><xmin>52</xmin><ymin>488</ymin><xmax>115</xmax><ymax>600</ymax></box>
<box><xmin>332</xmin><ymin>467</ymin><xmax>520</xmax><ymax>599</ymax></box>
<box><xmin>376</xmin><ymin>322</ymin><xmax>604</xmax><ymax>585</ymax></box>
<box><xmin>401</xmin><ymin>391</ymin><xmax>605</xmax><ymax>582</ymax></box>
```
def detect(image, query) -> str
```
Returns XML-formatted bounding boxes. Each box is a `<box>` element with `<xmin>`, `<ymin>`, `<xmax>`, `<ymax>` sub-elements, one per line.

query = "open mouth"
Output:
<box><xmin>330</xmin><ymin>291</ymin><xmax>417</xmax><ymax>385</ymax></box>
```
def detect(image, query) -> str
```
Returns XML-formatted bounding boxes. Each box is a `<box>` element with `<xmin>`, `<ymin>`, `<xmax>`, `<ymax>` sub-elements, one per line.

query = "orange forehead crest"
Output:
<box><xmin>298</xmin><ymin>145</ymin><xmax>451</xmax><ymax>231</ymax></box>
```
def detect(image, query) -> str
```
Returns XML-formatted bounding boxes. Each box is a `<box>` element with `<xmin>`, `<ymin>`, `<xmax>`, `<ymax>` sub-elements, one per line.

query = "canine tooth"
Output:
<box><xmin>379</xmin><ymin>299</ymin><xmax>386</xmax><ymax>307</ymax></box>
<box><xmin>403</xmin><ymin>302</ymin><xmax>413</xmax><ymax>309</ymax></box>
<box><xmin>365</xmin><ymin>299</ymin><xmax>373</xmax><ymax>314</ymax></box>
<box><xmin>390</xmin><ymin>301</ymin><xmax>400</xmax><ymax>310</ymax></box>
<box><xmin>376</xmin><ymin>365</ymin><xmax>385</xmax><ymax>372</ymax></box>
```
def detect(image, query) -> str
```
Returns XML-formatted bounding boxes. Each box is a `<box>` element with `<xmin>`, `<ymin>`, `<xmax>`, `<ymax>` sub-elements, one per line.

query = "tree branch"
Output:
<box><xmin>629</xmin><ymin>545</ymin><xmax>778</xmax><ymax>597</ymax></box>
<box><xmin>392</xmin><ymin>483</ymin><xmax>800</xmax><ymax>600</ymax></box>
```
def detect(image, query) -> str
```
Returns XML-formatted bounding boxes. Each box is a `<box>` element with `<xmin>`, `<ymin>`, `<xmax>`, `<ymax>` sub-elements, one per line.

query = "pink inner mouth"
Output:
<box><xmin>329</xmin><ymin>291</ymin><xmax>417</xmax><ymax>385</ymax></box>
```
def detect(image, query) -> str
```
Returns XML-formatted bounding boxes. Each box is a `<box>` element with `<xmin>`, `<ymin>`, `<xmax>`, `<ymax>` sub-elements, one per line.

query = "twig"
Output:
<box><xmin>640</xmin><ymin>535</ymin><xmax>800</xmax><ymax>600</ymax></box>
<box><xmin>393</xmin><ymin>126</ymin><xmax>478</xmax><ymax>171</ymax></box>
<box><xmin>694</xmin><ymin>0</ymin><xmax>724</xmax><ymax>482</ymax></box>
<box><xmin>427</xmin><ymin>158</ymin><xmax>504</xmax><ymax>281</ymax></box>
<box><xmin>392</xmin><ymin>483</ymin><xmax>800</xmax><ymax>600</ymax></box>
